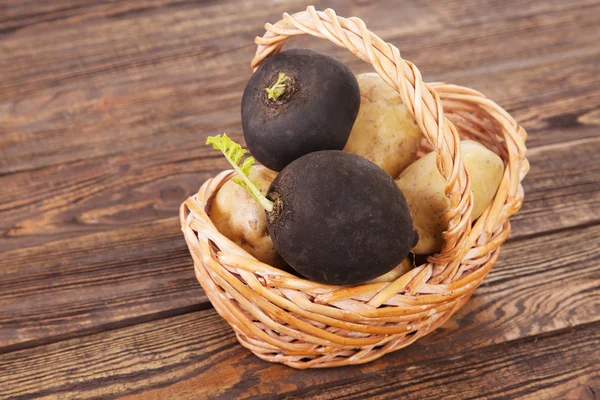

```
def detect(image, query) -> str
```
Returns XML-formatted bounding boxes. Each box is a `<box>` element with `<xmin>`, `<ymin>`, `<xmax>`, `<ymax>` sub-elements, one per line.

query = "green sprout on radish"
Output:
<box><xmin>264</xmin><ymin>72</ymin><xmax>290</xmax><ymax>100</ymax></box>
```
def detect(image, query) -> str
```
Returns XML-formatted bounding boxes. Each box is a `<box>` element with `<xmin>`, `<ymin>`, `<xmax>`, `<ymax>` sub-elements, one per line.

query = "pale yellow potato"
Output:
<box><xmin>396</xmin><ymin>140</ymin><xmax>504</xmax><ymax>254</ymax></box>
<box><xmin>210</xmin><ymin>166</ymin><xmax>285</xmax><ymax>267</ymax></box>
<box><xmin>344</xmin><ymin>73</ymin><xmax>422</xmax><ymax>178</ymax></box>
<box><xmin>366</xmin><ymin>258</ymin><xmax>413</xmax><ymax>283</ymax></box>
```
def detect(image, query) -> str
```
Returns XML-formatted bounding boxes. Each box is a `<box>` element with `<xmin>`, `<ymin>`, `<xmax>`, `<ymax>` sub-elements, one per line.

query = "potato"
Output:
<box><xmin>210</xmin><ymin>166</ymin><xmax>285</xmax><ymax>267</ymax></box>
<box><xmin>366</xmin><ymin>258</ymin><xmax>413</xmax><ymax>283</ymax></box>
<box><xmin>396</xmin><ymin>140</ymin><xmax>504</xmax><ymax>254</ymax></box>
<box><xmin>344</xmin><ymin>73</ymin><xmax>422</xmax><ymax>178</ymax></box>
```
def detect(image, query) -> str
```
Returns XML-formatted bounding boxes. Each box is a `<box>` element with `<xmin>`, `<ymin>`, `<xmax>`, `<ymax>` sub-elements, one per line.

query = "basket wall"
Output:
<box><xmin>180</xmin><ymin>6</ymin><xmax>529</xmax><ymax>369</ymax></box>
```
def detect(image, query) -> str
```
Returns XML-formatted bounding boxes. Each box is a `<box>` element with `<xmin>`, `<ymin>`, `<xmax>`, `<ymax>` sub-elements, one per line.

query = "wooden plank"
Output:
<box><xmin>508</xmin><ymin>137</ymin><xmax>600</xmax><ymax>237</ymax></box>
<box><xmin>0</xmin><ymin>218</ymin><xmax>208</xmax><ymax>351</ymax></box>
<box><xmin>1</xmin><ymin>62</ymin><xmax>597</xmax><ymax>253</ymax></box>
<box><xmin>0</xmin><ymin>126</ymin><xmax>596</xmax><ymax>250</ymax></box>
<box><xmin>1</xmin><ymin>0</ymin><xmax>598</xmax><ymax>175</ymax></box>
<box><xmin>1</xmin><ymin>224</ymin><xmax>598</xmax><ymax>399</ymax></box>
<box><xmin>1</xmin><ymin>138</ymin><xmax>598</xmax><ymax>350</ymax></box>
<box><xmin>1</xmin><ymin>0</ymin><xmax>599</xmax><ymax>353</ymax></box>
<box><xmin>282</xmin><ymin>324</ymin><xmax>600</xmax><ymax>400</ymax></box>
<box><xmin>122</xmin><ymin>224</ymin><xmax>600</xmax><ymax>399</ymax></box>
<box><xmin>2</xmin><ymin>0</ymin><xmax>598</xmax><ymax>249</ymax></box>
<box><xmin>0</xmin><ymin>0</ymin><xmax>300</xmax><ymax>173</ymax></box>
<box><xmin>1</xmin><ymin>1</ymin><xmax>598</xmax><ymax>397</ymax></box>
<box><xmin>1</xmin><ymin>0</ymin><xmax>598</xmax><ymax>246</ymax></box>
<box><xmin>0</xmin><ymin>145</ymin><xmax>223</xmax><ymax>251</ymax></box>
<box><xmin>0</xmin><ymin>1</ymin><xmax>207</xmax><ymax>35</ymax></box>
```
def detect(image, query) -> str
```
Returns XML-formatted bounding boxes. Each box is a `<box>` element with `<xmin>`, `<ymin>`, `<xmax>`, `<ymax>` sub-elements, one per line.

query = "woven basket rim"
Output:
<box><xmin>180</xmin><ymin>6</ymin><xmax>529</xmax><ymax>368</ymax></box>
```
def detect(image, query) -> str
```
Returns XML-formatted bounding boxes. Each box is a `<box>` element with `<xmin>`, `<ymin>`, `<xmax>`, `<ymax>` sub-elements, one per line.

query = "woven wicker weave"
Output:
<box><xmin>180</xmin><ymin>6</ymin><xmax>529</xmax><ymax>369</ymax></box>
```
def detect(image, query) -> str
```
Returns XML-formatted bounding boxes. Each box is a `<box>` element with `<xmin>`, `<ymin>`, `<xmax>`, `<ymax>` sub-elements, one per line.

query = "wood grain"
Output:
<box><xmin>2</xmin><ymin>0</ymin><xmax>598</xmax><ymax>174</ymax></box>
<box><xmin>0</xmin><ymin>218</ymin><xmax>209</xmax><ymax>352</ymax></box>
<box><xmin>285</xmin><ymin>323</ymin><xmax>600</xmax><ymax>400</ymax></box>
<box><xmin>1</xmin><ymin>138</ymin><xmax>598</xmax><ymax>350</ymax></box>
<box><xmin>1</xmin><ymin>224</ymin><xmax>598</xmax><ymax>399</ymax></box>
<box><xmin>122</xmin><ymin>224</ymin><xmax>600</xmax><ymax>399</ymax></box>
<box><xmin>1</xmin><ymin>0</ymin><xmax>600</xmax><ymax>352</ymax></box>
<box><xmin>508</xmin><ymin>137</ymin><xmax>600</xmax><ymax>237</ymax></box>
<box><xmin>2</xmin><ymin>0</ymin><xmax>598</xmax><ymax>248</ymax></box>
<box><xmin>0</xmin><ymin>0</ymin><xmax>599</xmax><ymax>397</ymax></box>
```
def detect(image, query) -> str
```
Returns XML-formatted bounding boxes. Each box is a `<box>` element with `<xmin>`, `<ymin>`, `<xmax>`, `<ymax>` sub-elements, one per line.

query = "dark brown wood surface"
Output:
<box><xmin>0</xmin><ymin>0</ymin><xmax>598</xmax><ymax>399</ymax></box>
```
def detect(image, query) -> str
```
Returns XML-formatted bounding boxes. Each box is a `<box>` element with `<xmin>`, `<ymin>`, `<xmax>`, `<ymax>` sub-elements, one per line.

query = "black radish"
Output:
<box><xmin>241</xmin><ymin>49</ymin><xmax>360</xmax><ymax>171</ymax></box>
<box><xmin>207</xmin><ymin>134</ymin><xmax>416</xmax><ymax>285</ymax></box>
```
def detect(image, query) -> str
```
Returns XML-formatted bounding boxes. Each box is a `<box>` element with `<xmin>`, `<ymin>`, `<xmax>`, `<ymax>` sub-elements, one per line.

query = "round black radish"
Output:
<box><xmin>242</xmin><ymin>49</ymin><xmax>360</xmax><ymax>172</ymax></box>
<box><xmin>266</xmin><ymin>151</ymin><xmax>416</xmax><ymax>285</ymax></box>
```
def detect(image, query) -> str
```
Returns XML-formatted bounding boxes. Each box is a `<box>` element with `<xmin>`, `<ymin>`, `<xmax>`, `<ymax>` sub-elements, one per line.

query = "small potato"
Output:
<box><xmin>344</xmin><ymin>73</ymin><xmax>422</xmax><ymax>178</ymax></box>
<box><xmin>396</xmin><ymin>140</ymin><xmax>504</xmax><ymax>254</ymax></box>
<box><xmin>366</xmin><ymin>258</ymin><xmax>413</xmax><ymax>283</ymax></box>
<box><xmin>210</xmin><ymin>166</ymin><xmax>285</xmax><ymax>267</ymax></box>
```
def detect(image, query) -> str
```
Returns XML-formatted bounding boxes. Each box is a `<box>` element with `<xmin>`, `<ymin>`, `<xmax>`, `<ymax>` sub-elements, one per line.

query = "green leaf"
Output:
<box><xmin>206</xmin><ymin>134</ymin><xmax>273</xmax><ymax>212</ymax></box>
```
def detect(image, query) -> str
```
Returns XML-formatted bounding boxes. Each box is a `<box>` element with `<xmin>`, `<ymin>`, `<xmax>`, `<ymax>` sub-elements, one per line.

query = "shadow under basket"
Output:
<box><xmin>180</xmin><ymin>6</ymin><xmax>529</xmax><ymax>369</ymax></box>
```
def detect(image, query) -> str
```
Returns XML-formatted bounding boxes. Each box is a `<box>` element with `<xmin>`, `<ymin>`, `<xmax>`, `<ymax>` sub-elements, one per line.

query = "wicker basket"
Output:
<box><xmin>180</xmin><ymin>6</ymin><xmax>529</xmax><ymax>369</ymax></box>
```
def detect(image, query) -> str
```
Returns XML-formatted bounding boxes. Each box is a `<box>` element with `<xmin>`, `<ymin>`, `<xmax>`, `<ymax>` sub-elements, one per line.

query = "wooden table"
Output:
<box><xmin>1</xmin><ymin>1</ymin><xmax>599</xmax><ymax>399</ymax></box>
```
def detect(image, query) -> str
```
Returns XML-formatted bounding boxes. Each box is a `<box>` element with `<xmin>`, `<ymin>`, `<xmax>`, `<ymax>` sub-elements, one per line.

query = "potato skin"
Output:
<box><xmin>267</xmin><ymin>150</ymin><xmax>416</xmax><ymax>285</ymax></box>
<box><xmin>210</xmin><ymin>166</ymin><xmax>285</xmax><ymax>268</ymax></box>
<box><xmin>344</xmin><ymin>73</ymin><xmax>422</xmax><ymax>178</ymax></box>
<box><xmin>396</xmin><ymin>140</ymin><xmax>504</xmax><ymax>254</ymax></box>
<box><xmin>366</xmin><ymin>258</ymin><xmax>412</xmax><ymax>283</ymax></box>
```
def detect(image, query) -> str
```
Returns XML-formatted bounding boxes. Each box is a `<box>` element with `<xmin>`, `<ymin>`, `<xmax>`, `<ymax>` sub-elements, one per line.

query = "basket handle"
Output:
<box><xmin>251</xmin><ymin>6</ymin><xmax>476</xmax><ymax>273</ymax></box>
